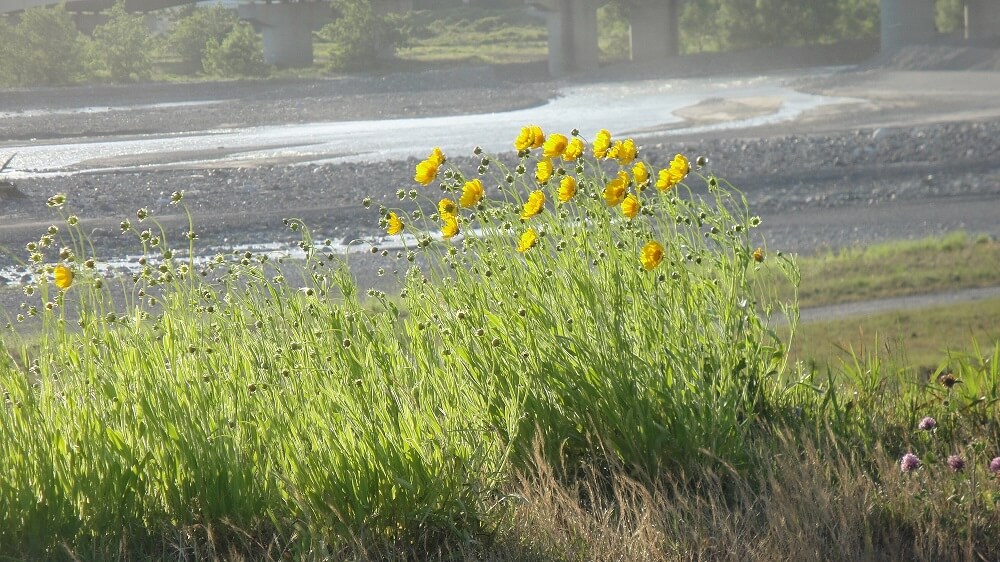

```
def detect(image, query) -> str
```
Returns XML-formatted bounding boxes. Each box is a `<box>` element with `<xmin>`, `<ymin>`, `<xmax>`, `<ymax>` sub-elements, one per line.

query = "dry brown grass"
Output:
<box><xmin>490</xmin><ymin>433</ymin><xmax>1000</xmax><ymax>562</ymax></box>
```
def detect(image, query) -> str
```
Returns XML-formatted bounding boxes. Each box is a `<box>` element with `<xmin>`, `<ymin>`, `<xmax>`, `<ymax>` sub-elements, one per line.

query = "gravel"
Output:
<box><xmin>2</xmin><ymin>53</ymin><xmax>1000</xmax><ymax>287</ymax></box>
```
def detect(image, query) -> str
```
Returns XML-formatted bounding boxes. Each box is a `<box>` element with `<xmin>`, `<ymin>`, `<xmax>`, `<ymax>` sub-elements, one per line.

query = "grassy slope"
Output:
<box><xmin>782</xmin><ymin>232</ymin><xmax>1000</xmax><ymax>368</ymax></box>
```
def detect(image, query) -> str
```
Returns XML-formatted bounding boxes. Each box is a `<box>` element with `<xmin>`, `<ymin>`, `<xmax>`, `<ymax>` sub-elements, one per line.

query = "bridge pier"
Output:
<box><xmin>626</xmin><ymin>0</ymin><xmax>679</xmax><ymax>61</ymax></box>
<box><xmin>237</xmin><ymin>2</ymin><xmax>329</xmax><ymax>68</ymax></box>
<box><xmin>879</xmin><ymin>0</ymin><xmax>935</xmax><ymax>51</ymax></box>
<box><xmin>967</xmin><ymin>0</ymin><xmax>1000</xmax><ymax>42</ymax></box>
<box><xmin>529</xmin><ymin>0</ymin><xmax>601</xmax><ymax>76</ymax></box>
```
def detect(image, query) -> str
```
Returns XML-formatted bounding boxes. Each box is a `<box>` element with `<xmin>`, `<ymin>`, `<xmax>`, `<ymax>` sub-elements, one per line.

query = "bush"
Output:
<box><xmin>937</xmin><ymin>0</ymin><xmax>964</xmax><ymax>33</ymax></box>
<box><xmin>89</xmin><ymin>3</ymin><xmax>152</xmax><ymax>83</ymax></box>
<box><xmin>202</xmin><ymin>21</ymin><xmax>269</xmax><ymax>78</ymax></box>
<box><xmin>3</xmin><ymin>5</ymin><xmax>88</xmax><ymax>86</ymax></box>
<box><xmin>163</xmin><ymin>5</ymin><xmax>239</xmax><ymax>74</ymax></box>
<box><xmin>597</xmin><ymin>1</ymin><xmax>631</xmax><ymax>62</ymax></box>
<box><xmin>320</xmin><ymin>0</ymin><xmax>404</xmax><ymax>71</ymax></box>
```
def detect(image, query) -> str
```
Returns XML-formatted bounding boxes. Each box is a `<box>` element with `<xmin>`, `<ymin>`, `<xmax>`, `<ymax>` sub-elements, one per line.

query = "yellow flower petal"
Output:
<box><xmin>563</xmin><ymin>137</ymin><xmax>585</xmax><ymax>161</ymax></box>
<box><xmin>542</xmin><ymin>133</ymin><xmax>568</xmax><ymax>159</ymax></box>
<box><xmin>593</xmin><ymin>129</ymin><xmax>612</xmax><ymax>159</ymax></box>
<box><xmin>386</xmin><ymin>212</ymin><xmax>404</xmax><ymax>236</ymax></box>
<box><xmin>53</xmin><ymin>264</ymin><xmax>73</xmax><ymax>290</ymax></box>
<box><xmin>459</xmin><ymin>178</ymin><xmax>484</xmax><ymax>208</ymax></box>
<box><xmin>441</xmin><ymin>213</ymin><xmax>459</xmax><ymax>239</ymax></box>
<box><xmin>535</xmin><ymin>158</ymin><xmax>554</xmax><ymax>184</ymax></box>
<box><xmin>517</xmin><ymin>229</ymin><xmax>538</xmax><ymax>253</ymax></box>
<box><xmin>640</xmin><ymin>241</ymin><xmax>664</xmax><ymax>271</ymax></box>
<box><xmin>603</xmin><ymin>171</ymin><xmax>629</xmax><ymax>206</ymax></box>
<box><xmin>521</xmin><ymin>190</ymin><xmax>546</xmax><ymax>220</ymax></box>
<box><xmin>621</xmin><ymin>193</ymin><xmax>639</xmax><ymax>219</ymax></box>
<box><xmin>558</xmin><ymin>176</ymin><xmax>577</xmax><ymax>202</ymax></box>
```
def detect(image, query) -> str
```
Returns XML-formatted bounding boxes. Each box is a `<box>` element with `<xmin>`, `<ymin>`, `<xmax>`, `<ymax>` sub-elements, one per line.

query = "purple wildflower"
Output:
<box><xmin>900</xmin><ymin>453</ymin><xmax>921</xmax><ymax>473</ymax></box>
<box><xmin>990</xmin><ymin>457</ymin><xmax>1000</xmax><ymax>474</ymax></box>
<box><xmin>918</xmin><ymin>416</ymin><xmax>936</xmax><ymax>431</ymax></box>
<box><xmin>947</xmin><ymin>455</ymin><xmax>965</xmax><ymax>472</ymax></box>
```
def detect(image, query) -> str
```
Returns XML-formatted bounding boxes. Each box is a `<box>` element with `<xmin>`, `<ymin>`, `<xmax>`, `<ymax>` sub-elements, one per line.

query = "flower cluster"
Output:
<box><xmin>387</xmin><ymin>124</ymin><xmax>703</xmax><ymax>271</ymax></box>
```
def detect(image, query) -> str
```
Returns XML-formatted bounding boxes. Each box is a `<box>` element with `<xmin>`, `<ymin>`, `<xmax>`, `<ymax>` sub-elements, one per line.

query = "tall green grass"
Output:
<box><xmin>2</xmin><ymin>128</ymin><xmax>998</xmax><ymax>560</ymax></box>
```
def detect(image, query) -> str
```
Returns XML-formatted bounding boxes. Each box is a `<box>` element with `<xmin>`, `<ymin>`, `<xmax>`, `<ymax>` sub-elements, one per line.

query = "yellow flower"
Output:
<box><xmin>428</xmin><ymin>146</ymin><xmax>446</xmax><ymax>166</ymax></box>
<box><xmin>517</xmin><ymin>229</ymin><xmax>538</xmax><ymax>253</ymax></box>
<box><xmin>542</xmin><ymin>133</ymin><xmax>568</xmax><ymax>159</ymax></box>
<box><xmin>535</xmin><ymin>158</ymin><xmax>554</xmax><ymax>184</ymax></box>
<box><xmin>557</xmin><ymin>176</ymin><xmax>577</xmax><ymax>202</ymax></box>
<box><xmin>593</xmin><ymin>129</ymin><xmax>612</xmax><ymax>159</ymax></box>
<box><xmin>602</xmin><ymin>171</ymin><xmax>629</xmax><ymax>206</ymax></box>
<box><xmin>753</xmin><ymin>247</ymin><xmax>764</xmax><ymax>263</ymax></box>
<box><xmin>640</xmin><ymin>241</ymin><xmax>664</xmax><ymax>271</ymax></box>
<box><xmin>414</xmin><ymin>147</ymin><xmax>446</xmax><ymax>185</ymax></box>
<box><xmin>515</xmin><ymin>124</ymin><xmax>545</xmax><ymax>151</ymax></box>
<box><xmin>386</xmin><ymin>212</ymin><xmax>404</xmax><ymax>236</ymax></box>
<box><xmin>615</xmin><ymin>139</ymin><xmax>637</xmax><ymax>165</ymax></box>
<box><xmin>441</xmin><ymin>213</ymin><xmax>459</xmax><ymax>239</ymax></box>
<box><xmin>521</xmin><ymin>190</ymin><xmax>545</xmax><ymax>220</ymax></box>
<box><xmin>669</xmin><ymin>153</ymin><xmax>690</xmax><ymax>179</ymax></box>
<box><xmin>633</xmin><ymin>162</ymin><xmax>649</xmax><ymax>188</ymax></box>
<box><xmin>459</xmin><ymin>178</ymin><xmax>484</xmax><ymax>208</ymax></box>
<box><xmin>438</xmin><ymin>198</ymin><xmax>458</xmax><ymax>216</ymax></box>
<box><xmin>621</xmin><ymin>193</ymin><xmax>640</xmax><ymax>219</ymax></box>
<box><xmin>656</xmin><ymin>153</ymin><xmax>690</xmax><ymax>192</ymax></box>
<box><xmin>53</xmin><ymin>264</ymin><xmax>73</xmax><ymax>290</ymax></box>
<box><xmin>414</xmin><ymin>159</ymin><xmax>439</xmax><ymax>185</ymax></box>
<box><xmin>563</xmin><ymin>137</ymin><xmax>585</xmax><ymax>161</ymax></box>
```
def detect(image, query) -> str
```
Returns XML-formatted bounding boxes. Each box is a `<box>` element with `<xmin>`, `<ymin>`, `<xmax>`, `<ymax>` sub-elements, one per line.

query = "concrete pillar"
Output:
<box><xmin>238</xmin><ymin>2</ymin><xmax>330</xmax><ymax>68</ymax></box>
<box><xmin>880</xmin><ymin>0</ymin><xmax>936</xmax><ymax>52</ymax></box>
<box><xmin>529</xmin><ymin>0</ymin><xmax>601</xmax><ymax>76</ymax></box>
<box><xmin>966</xmin><ymin>0</ymin><xmax>1000</xmax><ymax>42</ymax></box>
<box><xmin>627</xmin><ymin>0</ymin><xmax>679</xmax><ymax>61</ymax></box>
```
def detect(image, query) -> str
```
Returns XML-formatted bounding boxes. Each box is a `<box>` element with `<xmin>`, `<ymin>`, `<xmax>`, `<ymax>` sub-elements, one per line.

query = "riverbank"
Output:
<box><xmin>3</xmin><ymin>47</ymin><xmax>1000</xmax><ymax>289</ymax></box>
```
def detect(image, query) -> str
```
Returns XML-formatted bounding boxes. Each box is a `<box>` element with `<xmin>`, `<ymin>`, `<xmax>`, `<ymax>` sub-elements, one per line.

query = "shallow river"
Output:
<box><xmin>4</xmin><ymin>69</ymin><xmax>857</xmax><ymax>177</ymax></box>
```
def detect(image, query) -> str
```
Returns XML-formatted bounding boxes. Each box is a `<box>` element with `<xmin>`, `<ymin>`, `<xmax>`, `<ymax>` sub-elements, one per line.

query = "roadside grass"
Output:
<box><xmin>1</xmin><ymin>130</ymin><xmax>998</xmax><ymax>560</ymax></box>
<box><xmin>780</xmin><ymin>232</ymin><xmax>1000</xmax><ymax>309</ymax></box>
<box><xmin>789</xmin><ymin>296</ymin><xmax>1000</xmax><ymax>370</ymax></box>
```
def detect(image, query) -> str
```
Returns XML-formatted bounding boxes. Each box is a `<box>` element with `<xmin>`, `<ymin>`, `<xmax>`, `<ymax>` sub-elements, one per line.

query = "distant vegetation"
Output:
<box><xmin>0</xmin><ymin>0</ymin><xmax>970</xmax><ymax>87</ymax></box>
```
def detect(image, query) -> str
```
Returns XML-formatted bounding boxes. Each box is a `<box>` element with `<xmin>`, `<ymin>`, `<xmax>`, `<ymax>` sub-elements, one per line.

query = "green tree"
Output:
<box><xmin>0</xmin><ymin>20</ymin><xmax>14</xmax><ymax>86</ymax></box>
<box><xmin>717</xmin><ymin>0</ymin><xmax>841</xmax><ymax>49</ymax></box>
<box><xmin>319</xmin><ymin>0</ymin><xmax>403</xmax><ymax>71</ymax></box>
<box><xmin>832</xmin><ymin>0</ymin><xmax>880</xmax><ymax>40</ymax></box>
<box><xmin>936</xmin><ymin>0</ymin><xmax>964</xmax><ymax>33</ymax></box>
<box><xmin>90</xmin><ymin>3</ymin><xmax>152</xmax><ymax>83</ymax></box>
<box><xmin>164</xmin><ymin>5</ymin><xmax>239</xmax><ymax>74</ymax></box>
<box><xmin>5</xmin><ymin>5</ymin><xmax>88</xmax><ymax>86</ymax></box>
<box><xmin>598</xmin><ymin>1</ymin><xmax>631</xmax><ymax>62</ymax></box>
<box><xmin>202</xmin><ymin>21</ymin><xmax>269</xmax><ymax>78</ymax></box>
<box><xmin>680</xmin><ymin>0</ymin><xmax>727</xmax><ymax>53</ymax></box>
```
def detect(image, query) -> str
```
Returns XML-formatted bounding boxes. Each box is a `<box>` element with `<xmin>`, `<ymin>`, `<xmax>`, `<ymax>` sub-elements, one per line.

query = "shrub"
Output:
<box><xmin>597</xmin><ymin>1</ymin><xmax>631</xmax><ymax>62</ymax></box>
<box><xmin>3</xmin><ymin>5</ymin><xmax>88</xmax><ymax>86</ymax></box>
<box><xmin>202</xmin><ymin>21</ymin><xmax>269</xmax><ymax>78</ymax></box>
<box><xmin>89</xmin><ymin>3</ymin><xmax>152</xmax><ymax>83</ymax></box>
<box><xmin>320</xmin><ymin>0</ymin><xmax>404</xmax><ymax>71</ymax></box>
<box><xmin>163</xmin><ymin>5</ymin><xmax>239</xmax><ymax>74</ymax></box>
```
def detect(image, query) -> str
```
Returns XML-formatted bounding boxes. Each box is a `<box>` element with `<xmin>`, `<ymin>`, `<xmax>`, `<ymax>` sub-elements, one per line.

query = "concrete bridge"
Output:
<box><xmin>531</xmin><ymin>0</ymin><xmax>1000</xmax><ymax>75</ymax></box>
<box><xmin>3</xmin><ymin>0</ymin><xmax>1000</xmax><ymax>72</ymax></box>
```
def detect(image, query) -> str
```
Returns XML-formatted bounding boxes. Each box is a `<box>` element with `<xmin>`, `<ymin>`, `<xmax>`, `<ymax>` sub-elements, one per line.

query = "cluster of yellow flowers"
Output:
<box><xmin>391</xmin><ymin>125</ymin><xmax>693</xmax><ymax>271</ymax></box>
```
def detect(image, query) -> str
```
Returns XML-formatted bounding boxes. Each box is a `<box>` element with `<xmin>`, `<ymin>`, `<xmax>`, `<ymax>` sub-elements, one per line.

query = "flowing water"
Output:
<box><xmin>3</xmin><ymin>69</ymin><xmax>859</xmax><ymax>177</ymax></box>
